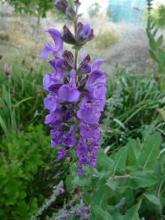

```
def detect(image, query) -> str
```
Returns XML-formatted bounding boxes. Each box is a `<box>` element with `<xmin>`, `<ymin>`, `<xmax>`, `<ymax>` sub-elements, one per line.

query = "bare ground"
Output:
<box><xmin>0</xmin><ymin>4</ymin><xmax>164</xmax><ymax>74</ymax></box>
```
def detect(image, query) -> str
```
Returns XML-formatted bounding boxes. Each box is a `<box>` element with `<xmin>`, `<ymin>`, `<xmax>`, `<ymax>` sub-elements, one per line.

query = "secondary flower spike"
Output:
<box><xmin>41</xmin><ymin>0</ymin><xmax>106</xmax><ymax>174</ymax></box>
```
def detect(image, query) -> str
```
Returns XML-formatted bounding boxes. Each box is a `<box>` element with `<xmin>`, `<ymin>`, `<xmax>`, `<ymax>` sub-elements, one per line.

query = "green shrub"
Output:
<box><xmin>95</xmin><ymin>30</ymin><xmax>119</xmax><ymax>49</ymax></box>
<box><xmin>151</xmin><ymin>5</ymin><xmax>165</xmax><ymax>28</ymax></box>
<box><xmin>146</xmin><ymin>19</ymin><xmax>165</xmax><ymax>77</ymax></box>
<box><xmin>0</xmin><ymin>125</ymin><xmax>56</xmax><ymax>219</ymax></box>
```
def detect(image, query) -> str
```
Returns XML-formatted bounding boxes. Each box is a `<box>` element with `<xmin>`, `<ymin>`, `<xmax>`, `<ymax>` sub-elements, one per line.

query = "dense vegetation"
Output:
<box><xmin>0</xmin><ymin>1</ymin><xmax>165</xmax><ymax>219</ymax></box>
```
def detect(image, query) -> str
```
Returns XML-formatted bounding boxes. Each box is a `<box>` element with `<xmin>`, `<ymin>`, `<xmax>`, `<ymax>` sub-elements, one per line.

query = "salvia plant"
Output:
<box><xmin>40</xmin><ymin>0</ymin><xmax>106</xmax><ymax>174</ymax></box>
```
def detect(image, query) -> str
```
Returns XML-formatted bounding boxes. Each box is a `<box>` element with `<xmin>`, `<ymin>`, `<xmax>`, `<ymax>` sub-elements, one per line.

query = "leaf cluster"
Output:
<box><xmin>65</xmin><ymin>132</ymin><xmax>165</xmax><ymax>219</ymax></box>
<box><xmin>0</xmin><ymin>125</ymin><xmax>59</xmax><ymax>219</ymax></box>
<box><xmin>146</xmin><ymin>19</ymin><xmax>165</xmax><ymax>75</ymax></box>
<box><xmin>102</xmin><ymin>69</ymin><xmax>165</xmax><ymax>151</ymax></box>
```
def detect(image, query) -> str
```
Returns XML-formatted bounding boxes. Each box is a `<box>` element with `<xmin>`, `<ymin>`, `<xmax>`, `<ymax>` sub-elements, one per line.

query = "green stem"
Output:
<box><xmin>74</xmin><ymin>49</ymin><xmax>78</xmax><ymax>71</ymax></box>
<box><xmin>74</xmin><ymin>5</ymin><xmax>79</xmax><ymax>71</ymax></box>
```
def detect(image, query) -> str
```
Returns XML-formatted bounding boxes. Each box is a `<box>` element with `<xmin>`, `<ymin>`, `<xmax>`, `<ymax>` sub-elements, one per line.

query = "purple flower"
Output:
<box><xmin>62</xmin><ymin>126</ymin><xmax>76</xmax><ymax>147</ymax></box>
<box><xmin>86</xmin><ymin>70</ymin><xmax>106</xmax><ymax>87</ymax></box>
<box><xmin>77</xmin><ymin>165</ymin><xmax>84</xmax><ymax>175</ymax></box>
<box><xmin>45</xmin><ymin>110</ymin><xmax>62</xmax><ymax>125</ymax></box>
<box><xmin>40</xmin><ymin>28</ymin><xmax>63</xmax><ymax>58</ymax></box>
<box><xmin>58</xmin><ymin>69</ymin><xmax>80</xmax><ymax>102</ymax></box>
<box><xmin>44</xmin><ymin>95</ymin><xmax>58</xmax><ymax>112</ymax></box>
<box><xmin>49</xmin><ymin>58</ymin><xmax>65</xmax><ymax>76</ymax></box>
<box><xmin>51</xmin><ymin>128</ymin><xmax>63</xmax><ymax>147</ymax></box>
<box><xmin>77</xmin><ymin>23</ymin><xmax>94</xmax><ymax>43</ymax></box>
<box><xmin>80</xmin><ymin>123</ymin><xmax>100</xmax><ymax>141</ymax></box>
<box><xmin>58</xmin><ymin>85</ymin><xmax>80</xmax><ymax>102</ymax></box>
<box><xmin>87</xmin><ymin>83</ymin><xmax>106</xmax><ymax>100</ymax></box>
<box><xmin>77</xmin><ymin>102</ymin><xmax>101</xmax><ymax>124</ymax></box>
<box><xmin>43</xmin><ymin>73</ymin><xmax>63</xmax><ymax>92</ymax></box>
<box><xmin>79</xmin><ymin>24</ymin><xmax>93</xmax><ymax>39</ymax></box>
<box><xmin>91</xmin><ymin>59</ymin><xmax>104</xmax><ymax>71</ymax></box>
<box><xmin>57</xmin><ymin>148</ymin><xmax>67</xmax><ymax>160</ymax></box>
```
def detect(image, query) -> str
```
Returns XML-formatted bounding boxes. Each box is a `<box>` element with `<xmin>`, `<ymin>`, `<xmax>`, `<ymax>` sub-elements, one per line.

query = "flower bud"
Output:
<box><xmin>66</xmin><ymin>5</ymin><xmax>76</xmax><ymax>20</ymax></box>
<box><xmin>62</xmin><ymin>25</ymin><xmax>76</xmax><ymax>45</ymax></box>
<box><xmin>55</xmin><ymin>0</ymin><xmax>68</xmax><ymax>12</ymax></box>
<box><xmin>63</xmin><ymin>50</ymin><xmax>74</xmax><ymax>68</ymax></box>
<box><xmin>77</xmin><ymin>23</ymin><xmax>94</xmax><ymax>44</ymax></box>
<box><xmin>4</xmin><ymin>64</ymin><xmax>11</xmax><ymax>76</ymax></box>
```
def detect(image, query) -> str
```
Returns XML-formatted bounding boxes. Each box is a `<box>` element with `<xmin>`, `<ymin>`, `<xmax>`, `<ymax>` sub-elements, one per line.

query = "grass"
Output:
<box><xmin>102</xmin><ymin>68</ymin><xmax>165</xmax><ymax>151</ymax></box>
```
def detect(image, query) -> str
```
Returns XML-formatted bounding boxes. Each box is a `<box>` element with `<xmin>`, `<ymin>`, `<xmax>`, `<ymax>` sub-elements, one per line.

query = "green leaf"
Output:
<box><xmin>149</xmin><ymin>50</ymin><xmax>159</xmax><ymax>63</ymax></box>
<box><xmin>91</xmin><ymin>206</ymin><xmax>112</xmax><ymax>220</ymax></box>
<box><xmin>138</xmin><ymin>132</ymin><xmax>161</xmax><ymax>169</ymax></box>
<box><xmin>126</xmin><ymin>139</ymin><xmax>141</xmax><ymax>166</ymax></box>
<box><xmin>144</xmin><ymin>193</ymin><xmax>162</xmax><ymax>209</ymax></box>
<box><xmin>130</xmin><ymin>170</ymin><xmax>158</xmax><ymax>188</ymax></box>
<box><xmin>92</xmin><ymin>182</ymin><xmax>110</xmax><ymax>206</ymax></box>
<box><xmin>157</xmin><ymin>35</ymin><xmax>163</xmax><ymax>47</ymax></box>
<box><xmin>106</xmin><ymin>178</ymin><xmax>118</xmax><ymax>191</ymax></box>
<box><xmin>112</xmin><ymin>147</ymin><xmax>128</xmax><ymax>173</ymax></box>
<box><xmin>0</xmin><ymin>114</ymin><xmax>8</xmax><ymax>134</ymax></box>
<box><xmin>124</xmin><ymin>200</ymin><xmax>142</xmax><ymax>220</ymax></box>
<box><xmin>97</xmin><ymin>150</ymin><xmax>114</xmax><ymax>171</ymax></box>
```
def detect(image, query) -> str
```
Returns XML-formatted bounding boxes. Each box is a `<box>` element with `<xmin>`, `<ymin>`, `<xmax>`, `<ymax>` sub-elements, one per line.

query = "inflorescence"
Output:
<box><xmin>40</xmin><ymin>0</ymin><xmax>106</xmax><ymax>174</ymax></box>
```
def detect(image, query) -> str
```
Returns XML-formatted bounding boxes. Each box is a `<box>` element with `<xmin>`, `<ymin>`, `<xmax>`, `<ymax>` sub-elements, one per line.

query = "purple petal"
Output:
<box><xmin>79</xmin><ymin>24</ymin><xmax>92</xmax><ymax>39</ymax></box>
<box><xmin>57</xmin><ymin>148</ymin><xmax>67</xmax><ymax>160</ymax></box>
<box><xmin>88</xmin><ymin>83</ymin><xmax>106</xmax><ymax>100</ymax></box>
<box><xmin>62</xmin><ymin>126</ymin><xmax>76</xmax><ymax>147</ymax></box>
<box><xmin>58</xmin><ymin>84</ymin><xmax>80</xmax><ymax>102</ymax></box>
<box><xmin>40</xmin><ymin>43</ymin><xmax>54</xmax><ymax>59</ymax></box>
<box><xmin>44</xmin><ymin>110</ymin><xmax>62</xmax><ymax>125</ymax></box>
<box><xmin>86</xmin><ymin>70</ymin><xmax>106</xmax><ymax>88</ymax></box>
<box><xmin>48</xmin><ymin>28</ymin><xmax>63</xmax><ymax>53</ymax></box>
<box><xmin>51</xmin><ymin>129</ymin><xmax>63</xmax><ymax>147</ymax></box>
<box><xmin>44</xmin><ymin>95</ymin><xmax>58</xmax><ymax>111</ymax></box>
<box><xmin>91</xmin><ymin>59</ymin><xmax>104</xmax><ymax>71</ymax></box>
<box><xmin>43</xmin><ymin>73</ymin><xmax>63</xmax><ymax>92</ymax></box>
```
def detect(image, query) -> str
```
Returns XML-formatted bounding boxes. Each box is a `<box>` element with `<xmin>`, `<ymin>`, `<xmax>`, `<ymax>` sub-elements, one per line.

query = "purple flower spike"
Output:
<box><xmin>41</xmin><ymin>0</ymin><xmax>106</xmax><ymax>174</ymax></box>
